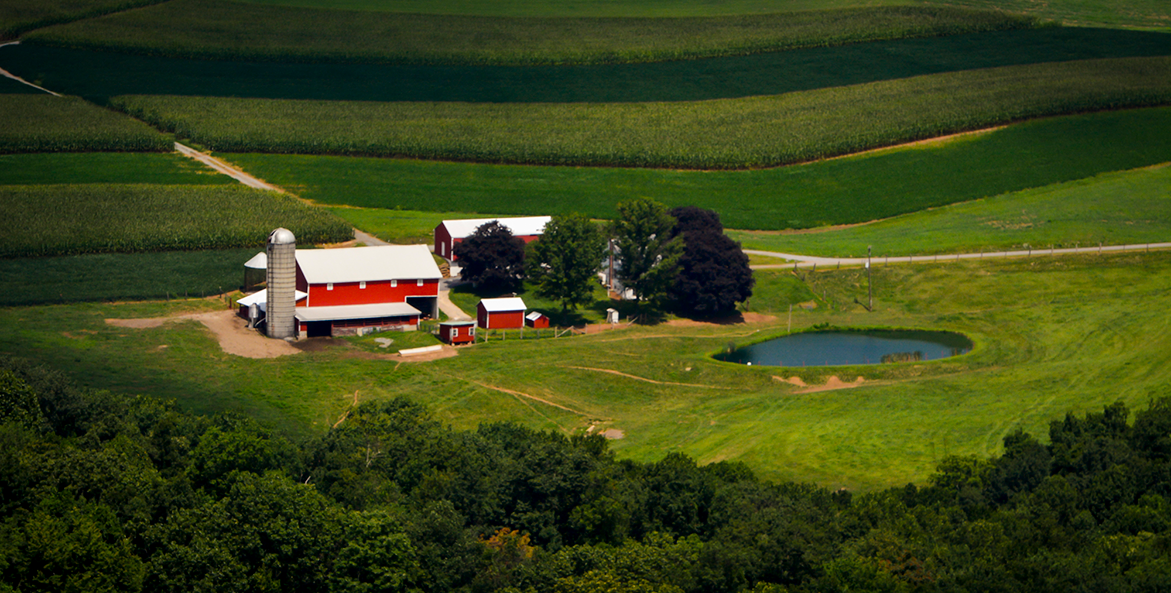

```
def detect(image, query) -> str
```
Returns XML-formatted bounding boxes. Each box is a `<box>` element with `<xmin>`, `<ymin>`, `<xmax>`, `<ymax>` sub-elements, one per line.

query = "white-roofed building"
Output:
<box><xmin>434</xmin><ymin>216</ymin><xmax>551</xmax><ymax>261</ymax></box>
<box><xmin>476</xmin><ymin>297</ymin><xmax>526</xmax><ymax>329</ymax></box>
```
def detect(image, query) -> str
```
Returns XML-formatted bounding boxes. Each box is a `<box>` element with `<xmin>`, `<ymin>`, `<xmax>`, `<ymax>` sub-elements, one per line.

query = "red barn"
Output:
<box><xmin>477</xmin><ymin>297</ymin><xmax>526</xmax><ymax>329</ymax></box>
<box><xmin>434</xmin><ymin>216</ymin><xmax>550</xmax><ymax>261</ymax></box>
<box><xmin>290</xmin><ymin>245</ymin><xmax>443</xmax><ymax>337</ymax></box>
<box><xmin>525</xmin><ymin>311</ymin><xmax>550</xmax><ymax>328</ymax></box>
<box><xmin>438</xmin><ymin>321</ymin><xmax>476</xmax><ymax>345</ymax></box>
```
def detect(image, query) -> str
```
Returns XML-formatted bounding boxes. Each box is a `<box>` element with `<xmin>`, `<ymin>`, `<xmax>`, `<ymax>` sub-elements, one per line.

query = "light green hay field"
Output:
<box><xmin>3</xmin><ymin>254</ymin><xmax>1168</xmax><ymax>491</ymax></box>
<box><xmin>730</xmin><ymin>163</ymin><xmax>1171</xmax><ymax>257</ymax></box>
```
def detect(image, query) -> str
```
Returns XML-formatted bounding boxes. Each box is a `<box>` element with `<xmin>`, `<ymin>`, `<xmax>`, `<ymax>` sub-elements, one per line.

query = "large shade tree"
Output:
<box><xmin>526</xmin><ymin>213</ymin><xmax>606</xmax><ymax>312</ymax></box>
<box><xmin>667</xmin><ymin>206</ymin><xmax>753</xmax><ymax>317</ymax></box>
<box><xmin>609</xmin><ymin>199</ymin><xmax>682</xmax><ymax>309</ymax></box>
<box><xmin>453</xmin><ymin>221</ymin><xmax>526</xmax><ymax>290</ymax></box>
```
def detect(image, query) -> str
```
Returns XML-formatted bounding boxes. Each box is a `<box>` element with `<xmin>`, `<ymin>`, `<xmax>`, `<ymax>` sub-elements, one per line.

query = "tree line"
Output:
<box><xmin>1</xmin><ymin>355</ymin><xmax>1169</xmax><ymax>592</ymax></box>
<box><xmin>453</xmin><ymin>200</ymin><xmax>754</xmax><ymax>319</ymax></box>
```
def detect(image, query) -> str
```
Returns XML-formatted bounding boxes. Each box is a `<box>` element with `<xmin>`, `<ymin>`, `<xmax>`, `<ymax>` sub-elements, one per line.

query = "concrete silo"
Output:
<box><xmin>266</xmin><ymin>228</ymin><xmax>297</xmax><ymax>339</ymax></box>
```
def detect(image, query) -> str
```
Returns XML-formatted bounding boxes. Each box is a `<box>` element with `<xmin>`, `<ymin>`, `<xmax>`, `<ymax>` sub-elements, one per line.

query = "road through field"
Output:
<box><xmin>747</xmin><ymin>243</ymin><xmax>1171</xmax><ymax>268</ymax></box>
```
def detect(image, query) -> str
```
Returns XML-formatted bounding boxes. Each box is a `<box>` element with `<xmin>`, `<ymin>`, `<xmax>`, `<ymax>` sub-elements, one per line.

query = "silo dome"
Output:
<box><xmin>269</xmin><ymin>228</ymin><xmax>296</xmax><ymax>245</ymax></box>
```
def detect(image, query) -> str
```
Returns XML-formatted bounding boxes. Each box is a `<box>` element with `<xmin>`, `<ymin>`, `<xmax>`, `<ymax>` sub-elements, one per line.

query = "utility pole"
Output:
<box><xmin>866</xmin><ymin>245</ymin><xmax>873</xmax><ymax>311</ymax></box>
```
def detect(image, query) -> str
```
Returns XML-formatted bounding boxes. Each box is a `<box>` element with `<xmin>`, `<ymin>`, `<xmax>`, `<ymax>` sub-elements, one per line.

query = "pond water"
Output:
<box><xmin>715</xmin><ymin>330</ymin><xmax>972</xmax><ymax>367</ymax></box>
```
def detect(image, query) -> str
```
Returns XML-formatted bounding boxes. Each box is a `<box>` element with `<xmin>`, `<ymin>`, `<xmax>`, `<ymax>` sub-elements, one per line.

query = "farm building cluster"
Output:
<box><xmin>240</xmin><ymin>219</ymin><xmax>561</xmax><ymax>340</ymax></box>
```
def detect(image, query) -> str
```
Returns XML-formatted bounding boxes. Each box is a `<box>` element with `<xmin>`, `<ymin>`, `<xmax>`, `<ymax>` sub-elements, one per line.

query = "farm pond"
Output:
<box><xmin>715</xmin><ymin>329</ymin><xmax>972</xmax><ymax>367</ymax></box>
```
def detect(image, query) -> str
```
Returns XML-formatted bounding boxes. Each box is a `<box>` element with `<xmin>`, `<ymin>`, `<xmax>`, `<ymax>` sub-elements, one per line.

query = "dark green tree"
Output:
<box><xmin>526</xmin><ymin>214</ymin><xmax>606</xmax><ymax>312</ymax></box>
<box><xmin>666</xmin><ymin>207</ymin><xmax>754</xmax><ymax>317</ymax></box>
<box><xmin>454</xmin><ymin>221</ymin><xmax>526</xmax><ymax>290</ymax></box>
<box><xmin>609</xmin><ymin>199</ymin><xmax>681</xmax><ymax>309</ymax></box>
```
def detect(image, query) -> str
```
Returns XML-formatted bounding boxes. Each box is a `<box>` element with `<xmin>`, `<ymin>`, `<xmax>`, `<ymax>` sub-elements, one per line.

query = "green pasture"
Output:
<box><xmin>0</xmin><ymin>249</ymin><xmax>257</xmax><ymax>306</ymax></box>
<box><xmin>234</xmin><ymin>0</ymin><xmax>1171</xmax><ymax>28</ymax></box>
<box><xmin>325</xmin><ymin>207</ymin><xmax>476</xmax><ymax>246</ymax></box>
<box><xmin>0</xmin><ymin>184</ymin><xmax>351</xmax><ymax>257</ymax></box>
<box><xmin>0</xmin><ymin>152</ymin><xmax>230</xmax><ymax>185</ymax></box>
<box><xmin>7</xmin><ymin>28</ymin><xmax>1167</xmax><ymax>103</ymax></box>
<box><xmin>2</xmin><ymin>254</ymin><xmax>1168</xmax><ymax>491</ymax></box>
<box><xmin>26</xmin><ymin>1</ymin><xmax>1034</xmax><ymax>66</ymax></box>
<box><xmin>225</xmin><ymin>107</ymin><xmax>1171</xmax><ymax>231</ymax></box>
<box><xmin>0</xmin><ymin>0</ymin><xmax>166</xmax><ymax>39</ymax></box>
<box><xmin>0</xmin><ymin>94</ymin><xmax>170</xmax><ymax>153</ymax></box>
<box><xmin>731</xmin><ymin>164</ymin><xmax>1171</xmax><ymax>258</ymax></box>
<box><xmin>111</xmin><ymin>57</ymin><xmax>1171</xmax><ymax>171</ymax></box>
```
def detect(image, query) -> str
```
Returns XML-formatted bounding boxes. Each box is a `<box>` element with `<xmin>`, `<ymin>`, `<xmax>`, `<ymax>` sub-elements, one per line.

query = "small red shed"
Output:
<box><xmin>434</xmin><ymin>216</ymin><xmax>550</xmax><ymax>261</ymax></box>
<box><xmin>477</xmin><ymin>297</ymin><xmax>526</xmax><ymax>329</ymax></box>
<box><xmin>438</xmin><ymin>321</ymin><xmax>476</xmax><ymax>345</ymax></box>
<box><xmin>525</xmin><ymin>311</ymin><xmax>550</xmax><ymax>328</ymax></box>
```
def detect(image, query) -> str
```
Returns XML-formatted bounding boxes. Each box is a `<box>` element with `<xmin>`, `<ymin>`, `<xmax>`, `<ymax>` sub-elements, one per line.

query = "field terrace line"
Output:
<box><xmin>746</xmin><ymin>243</ymin><xmax>1171</xmax><ymax>269</ymax></box>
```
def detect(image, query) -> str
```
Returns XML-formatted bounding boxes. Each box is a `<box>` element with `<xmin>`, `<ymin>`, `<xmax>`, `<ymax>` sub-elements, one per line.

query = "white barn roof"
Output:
<box><xmin>295</xmin><ymin>245</ymin><xmax>442</xmax><ymax>284</ymax></box>
<box><xmin>244</xmin><ymin>252</ymin><xmax>267</xmax><ymax>269</ymax></box>
<box><xmin>479</xmin><ymin>297</ymin><xmax>526</xmax><ymax>312</ymax></box>
<box><xmin>236</xmin><ymin>289</ymin><xmax>307</xmax><ymax>312</ymax></box>
<box><xmin>441</xmin><ymin>216</ymin><xmax>551</xmax><ymax>240</ymax></box>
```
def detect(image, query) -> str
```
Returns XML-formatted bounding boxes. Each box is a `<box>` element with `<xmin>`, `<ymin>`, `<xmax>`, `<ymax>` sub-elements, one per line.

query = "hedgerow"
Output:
<box><xmin>0</xmin><ymin>94</ymin><xmax>171</xmax><ymax>154</ymax></box>
<box><xmin>26</xmin><ymin>0</ymin><xmax>1038</xmax><ymax>66</ymax></box>
<box><xmin>0</xmin><ymin>184</ymin><xmax>353</xmax><ymax>257</ymax></box>
<box><xmin>113</xmin><ymin>57</ymin><xmax>1171</xmax><ymax>170</ymax></box>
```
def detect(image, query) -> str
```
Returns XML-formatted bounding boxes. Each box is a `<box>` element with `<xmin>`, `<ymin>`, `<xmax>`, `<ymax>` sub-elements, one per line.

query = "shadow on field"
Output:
<box><xmin>3</xmin><ymin>27</ymin><xmax>1168</xmax><ymax>103</ymax></box>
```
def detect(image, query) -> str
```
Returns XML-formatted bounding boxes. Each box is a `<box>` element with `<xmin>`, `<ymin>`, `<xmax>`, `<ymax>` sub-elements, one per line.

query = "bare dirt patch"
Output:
<box><xmin>776</xmin><ymin>375</ymin><xmax>868</xmax><ymax>393</ymax></box>
<box><xmin>665</xmin><ymin>312</ymin><xmax>776</xmax><ymax>327</ymax></box>
<box><xmin>106</xmin><ymin>310</ymin><xmax>300</xmax><ymax>359</ymax></box>
<box><xmin>601</xmin><ymin>428</ymin><xmax>625</xmax><ymax>440</ymax></box>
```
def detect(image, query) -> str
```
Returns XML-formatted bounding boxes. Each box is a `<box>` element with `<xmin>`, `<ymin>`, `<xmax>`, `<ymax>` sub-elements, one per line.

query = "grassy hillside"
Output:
<box><xmin>25</xmin><ymin>1</ymin><xmax>1034</xmax><ymax>65</ymax></box>
<box><xmin>2</xmin><ymin>253</ymin><xmax>1168</xmax><ymax>490</ymax></box>
<box><xmin>731</xmin><ymin>164</ymin><xmax>1171</xmax><ymax>257</ymax></box>
<box><xmin>224</xmin><ymin>107</ymin><xmax>1171</xmax><ymax>231</ymax></box>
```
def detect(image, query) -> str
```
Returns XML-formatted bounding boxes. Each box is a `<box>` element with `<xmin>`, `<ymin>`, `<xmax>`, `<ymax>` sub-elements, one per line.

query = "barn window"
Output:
<box><xmin>327</xmin><ymin>283</ymin><xmax>333</xmax><ymax>291</ymax></box>
<box><xmin>391</xmin><ymin>280</ymin><xmax>397</xmax><ymax>287</ymax></box>
<box><xmin>417</xmin><ymin>279</ymin><xmax>423</xmax><ymax>286</ymax></box>
<box><xmin>360</xmin><ymin>281</ymin><xmax>366</xmax><ymax>289</ymax></box>
<box><xmin>440</xmin><ymin>243</ymin><xmax>446</xmax><ymax>256</ymax></box>
<box><xmin>449</xmin><ymin>328</ymin><xmax>458</xmax><ymax>339</ymax></box>
<box><xmin>469</xmin><ymin>326</ymin><xmax>475</xmax><ymax>336</ymax></box>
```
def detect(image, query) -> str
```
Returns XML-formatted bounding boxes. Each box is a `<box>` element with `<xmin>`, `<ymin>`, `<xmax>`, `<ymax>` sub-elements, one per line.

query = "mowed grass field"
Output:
<box><xmin>226</xmin><ymin>107</ymin><xmax>1171</xmax><ymax>231</ymax></box>
<box><xmin>2</xmin><ymin>253</ymin><xmax>1168</xmax><ymax>490</ymax></box>
<box><xmin>730</xmin><ymin>164</ymin><xmax>1171</xmax><ymax>257</ymax></box>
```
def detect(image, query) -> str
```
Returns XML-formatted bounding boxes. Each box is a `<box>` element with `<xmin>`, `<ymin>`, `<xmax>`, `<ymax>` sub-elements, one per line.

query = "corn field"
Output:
<box><xmin>0</xmin><ymin>95</ymin><xmax>171</xmax><ymax>154</ymax></box>
<box><xmin>27</xmin><ymin>0</ymin><xmax>1035</xmax><ymax>66</ymax></box>
<box><xmin>113</xmin><ymin>57</ymin><xmax>1171</xmax><ymax>170</ymax></box>
<box><xmin>0</xmin><ymin>184</ymin><xmax>353</xmax><ymax>257</ymax></box>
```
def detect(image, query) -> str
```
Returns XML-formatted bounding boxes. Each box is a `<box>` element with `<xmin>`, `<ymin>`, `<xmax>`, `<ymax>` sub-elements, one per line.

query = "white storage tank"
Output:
<box><xmin>265</xmin><ymin>228</ymin><xmax>297</xmax><ymax>339</ymax></box>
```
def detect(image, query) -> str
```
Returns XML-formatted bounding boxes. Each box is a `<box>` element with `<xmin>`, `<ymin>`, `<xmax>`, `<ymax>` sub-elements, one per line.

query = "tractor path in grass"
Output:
<box><xmin>746</xmin><ymin>242</ymin><xmax>1171</xmax><ymax>269</ymax></box>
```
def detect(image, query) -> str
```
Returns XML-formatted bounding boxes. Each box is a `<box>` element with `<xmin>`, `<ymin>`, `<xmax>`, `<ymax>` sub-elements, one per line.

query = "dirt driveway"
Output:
<box><xmin>106</xmin><ymin>310</ymin><xmax>300</xmax><ymax>358</ymax></box>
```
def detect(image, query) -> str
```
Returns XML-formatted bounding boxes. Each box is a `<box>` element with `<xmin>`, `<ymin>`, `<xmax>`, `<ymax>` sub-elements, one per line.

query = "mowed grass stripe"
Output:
<box><xmin>0</xmin><ymin>94</ymin><xmax>171</xmax><ymax>153</ymax></box>
<box><xmin>27</xmin><ymin>0</ymin><xmax>1034</xmax><ymax>66</ymax></box>
<box><xmin>0</xmin><ymin>184</ymin><xmax>352</xmax><ymax>257</ymax></box>
<box><xmin>7</xmin><ymin>28</ymin><xmax>1168</xmax><ymax>103</ymax></box>
<box><xmin>113</xmin><ymin>57</ymin><xmax>1171</xmax><ymax>173</ymax></box>
<box><xmin>729</xmin><ymin>164</ymin><xmax>1171</xmax><ymax>258</ymax></box>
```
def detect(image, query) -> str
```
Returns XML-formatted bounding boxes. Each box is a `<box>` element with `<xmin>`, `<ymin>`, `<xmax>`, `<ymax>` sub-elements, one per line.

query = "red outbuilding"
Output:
<box><xmin>438</xmin><ymin>321</ymin><xmax>476</xmax><ymax>345</ymax></box>
<box><xmin>434</xmin><ymin>216</ymin><xmax>550</xmax><ymax>261</ymax></box>
<box><xmin>279</xmin><ymin>245</ymin><xmax>443</xmax><ymax>337</ymax></box>
<box><xmin>525</xmin><ymin>311</ymin><xmax>550</xmax><ymax>328</ymax></box>
<box><xmin>476</xmin><ymin>297</ymin><xmax>526</xmax><ymax>329</ymax></box>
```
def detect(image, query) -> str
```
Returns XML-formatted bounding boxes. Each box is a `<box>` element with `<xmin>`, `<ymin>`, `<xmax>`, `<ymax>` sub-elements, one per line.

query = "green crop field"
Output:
<box><xmin>0</xmin><ymin>0</ymin><xmax>166</xmax><ymax>39</ymax></box>
<box><xmin>731</xmin><ymin>164</ymin><xmax>1171</xmax><ymax>258</ymax></box>
<box><xmin>225</xmin><ymin>107</ymin><xmax>1171</xmax><ymax>231</ymax></box>
<box><xmin>0</xmin><ymin>152</ymin><xmax>231</xmax><ymax>185</ymax></box>
<box><xmin>0</xmin><ymin>184</ymin><xmax>352</xmax><ymax>257</ymax></box>
<box><xmin>25</xmin><ymin>1</ymin><xmax>1034</xmax><ymax>66</ymax></box>
<box><xmin>0</xmin><ymin>94</ymin><xmax>171</xmax><ymax>153</ymax></box>
<box><xmin>0</xmin><ymin>248</ymin><xmax>257</xmax><ymax>306</ymax></box>
<box><xmin>110</xmin><ymin>57</ymin><xmax>1171</xmax><ymax>170</ymax></box>
<box><xmin>2</xmin><ymin>253</ymin><xmax>1168</xmax><ymax>491</ymax></box>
